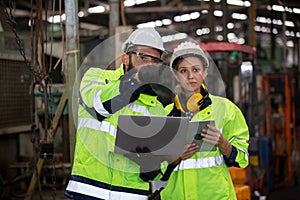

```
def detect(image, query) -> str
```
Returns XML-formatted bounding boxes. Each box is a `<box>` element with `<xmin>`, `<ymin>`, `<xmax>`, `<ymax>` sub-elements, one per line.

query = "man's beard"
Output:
<box><xmin>126</xmin><ymin>54</ymin><xmax>135</xmax><ymax>72</ymax></box>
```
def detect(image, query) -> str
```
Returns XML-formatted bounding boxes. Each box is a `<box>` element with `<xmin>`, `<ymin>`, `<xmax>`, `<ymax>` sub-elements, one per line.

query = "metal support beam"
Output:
<box><xmin>65</xmin><ymin>0</ymin><xmax>80</xmax><ymax>163</ymax></box>
<box><xmin>109</xmin><ymin>0</ymin><xmax>119</xmax><ymax>36</ymax></box>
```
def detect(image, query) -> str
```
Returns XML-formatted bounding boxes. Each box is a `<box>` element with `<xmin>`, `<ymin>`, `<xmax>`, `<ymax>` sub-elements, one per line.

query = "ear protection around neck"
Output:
<box><xmin>174</xmin><ymin>93</ymin><xmax>204</xmax><ymax>113</ymax></box>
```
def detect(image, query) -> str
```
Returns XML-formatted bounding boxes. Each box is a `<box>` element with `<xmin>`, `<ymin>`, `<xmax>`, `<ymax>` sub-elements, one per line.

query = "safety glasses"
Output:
<box><xmin>129</xmin><ymin>51</ymin><xmax>162</xmax><ymax>64</ymax></box>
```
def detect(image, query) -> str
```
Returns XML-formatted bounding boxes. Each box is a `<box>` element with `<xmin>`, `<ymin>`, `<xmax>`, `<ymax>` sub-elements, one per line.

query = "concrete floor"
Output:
<box><xmin>268</xmin><ymin>183</ymin><xmax>300</xmax><ymax>200</ymax></box>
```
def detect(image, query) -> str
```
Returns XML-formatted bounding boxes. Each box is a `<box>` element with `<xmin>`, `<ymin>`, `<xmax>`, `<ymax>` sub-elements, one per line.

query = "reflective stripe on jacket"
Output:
<box><xmin>160</xmin><ymin>94</ymin><xmax>249</xmax><ymax>200</ymax></box>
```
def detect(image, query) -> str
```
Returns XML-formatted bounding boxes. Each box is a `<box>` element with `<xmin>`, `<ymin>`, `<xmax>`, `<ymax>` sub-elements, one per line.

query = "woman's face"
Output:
<box><xmin>176</xmin><ymin>56</ymin><xmax>208</xmax><ymax>93</ymax></box>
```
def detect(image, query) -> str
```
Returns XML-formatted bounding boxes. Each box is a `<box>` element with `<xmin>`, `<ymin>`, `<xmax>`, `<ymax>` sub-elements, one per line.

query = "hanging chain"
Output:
<box><xmin>0</xmin><ymin>0</ymin><xmax>42</xmax><ymax>80</ymax></box>
<box><xmin>51</xmin><ymin>157</ymin><xmax>57</xmax><ymax>199</ymax></box>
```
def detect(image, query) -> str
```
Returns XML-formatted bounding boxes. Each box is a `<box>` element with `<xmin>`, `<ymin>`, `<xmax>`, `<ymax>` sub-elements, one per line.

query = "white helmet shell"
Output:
<box><xmin>170</xmin><ymin>41</ymin><xmax>209</xmax><ymax>68</ymax></box>
<box><xmin>122</xmin><ymin>27</ymin><xmax>166</xmax><ymax>56</ymax></box>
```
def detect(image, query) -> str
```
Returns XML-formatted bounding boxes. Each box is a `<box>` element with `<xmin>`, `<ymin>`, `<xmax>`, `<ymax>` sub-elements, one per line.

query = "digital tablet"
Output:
<box><xmin>114</xmin><ymin>115</ymin><xmax>189</xmax><ymax>156</ymax></box>
<box><xmin>187</xmin><ymin>120</ymin><xmax>217</xmax><ymax>152</ymax></box>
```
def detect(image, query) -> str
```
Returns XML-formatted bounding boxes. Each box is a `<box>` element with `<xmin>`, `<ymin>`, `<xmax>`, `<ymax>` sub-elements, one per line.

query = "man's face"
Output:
<box><xmin>123</xmin><ymin>47</ymin><xmax>162</xmax><ymax>72</ymax></box>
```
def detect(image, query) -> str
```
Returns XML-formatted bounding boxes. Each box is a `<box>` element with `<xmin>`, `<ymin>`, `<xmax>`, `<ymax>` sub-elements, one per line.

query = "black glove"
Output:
<box><xmin>137</xmin><ymin>64</ymin><xmax>164</xmax><ymax>84</ymax></box>
<box><xmin>124</xmin><ymin>146</ymin><xmax>166</xmax><ymax>182</ymax></box>
<box><xmin>102</xmin><ymin>69</ymin><xmax>140</xmax><ymax>115</ymax></box>
<box><xmin>125</xmin><ymin>146</ymin><xmax>162</xmax><ymax>171</ymax></box>
<box><xmin>138</xmin><ymin>64</ymin><xmax>177</xmax><ymax>106</ymax></box>
<box><xmin>119</xmin><ymin>68</ymin><xmax>140</xmax><ymax>94</ymax></box>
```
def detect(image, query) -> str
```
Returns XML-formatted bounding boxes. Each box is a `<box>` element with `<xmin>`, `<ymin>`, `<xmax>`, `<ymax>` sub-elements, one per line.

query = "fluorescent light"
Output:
<box><xmin>201</xmin><ymin>10</ymin><xmax>209</xmax><ymax>14</ymax></box>
<box><xmin>293</xmin><ymin>8</ymin><xmax>300</xmax><ymax>14</ymax></box>
<box><xmin>272</xmin><ymin>28</ymin><xmax>278</xmax><ymax>34</ymax></box>
<box><xmin>136</xmin><ymin>0</ymin><xmax>148</xmax><ymax>5</ymax></box>
<box><xmin>190</xmin><ymin>12</ymin><xmax>200</xmax><ymax>19</ymax></box>
<box><xmin>124</xmin><ymin>0</ymin><xmax>157</xmax><ymax>7</ymax></box>
<box><xmin>227</xmin><ymin>0</ymin><xmax>251</xmax><ymax>7</ymax></box>
<box><xmin>174</xmin><ymin>12</ymin><xmax>200</xmax><ymax>22</ymax></box>
<box><xmin>78</xmin><ymin>11</ymin><xmax>85</xmax><ymax>17</ymax></box>
<box><xmin>88</xmin><ymin>5</ymin><xmax>105</xmax><ymax>13</ymax></box>
<box><xmin>155</xmin><ymin>20</ymin><xmax>162</xmax><ymax>27</ymax></box>
<box><xmin>137</xmin><ymin>18</ymin><xmax>172</xmax><ymax>28</ymax></box>
<box><xmin>214</xmin><ymin>10</ymin><xmax>223</xmax><ymax>17</ymax></box>
<box><xmin>162</xmin><ymin>33</ymin><xmax>188</xmax><ymax>43</ymax></box>
<box><xmin>181</xmin><ymin>14</ymin><xmax>191</xmax><ymax>22</ymax></box>
<box><xmin>174</xmin><ymin>16</ymin><xmax>181</xmax><ymax>22</ymax></box>
<box><xmin>272</xmin><ymin>5</ymin><xmax>284</xmax><ymax>12</ymax></box>
<box><xmin>272</xmin><ymin>19</ymin><xmax>283</xmax><ymax>25</ymax></box>
<box><xmin>238</xmin><ymin>38</ymin><xmax>245</xmax><ymax>44</ymax></box>
<box><xmin>162</xmin><ymin>19</ymin><xmax>172</xmax><ymax>25</ymax></box>
<box><xmin>216</xmin><ymin>35</ymin><xmax>223</xmax><ymax>41</ymax></box>
<box><xmin>215</xmin><ymin>25</ymin><xmax>223</xmax><ymax>32</ymax></box>
<box><xmin>137</xmin><ymin>21</ymin><xmax>156</xmax><ymax>28</ymax></box>
<box><xmin>48</xmin><ymin>14</ymin><xmax>65</xmax><ymax>23</ymax></box>
<box><xmin>124</xmin><ymin>0</ymin><xmax>135</xmax><ymax>7</ymax></box>
<box><xmin>285</xmin><ymin>21</ymin><xmax>295</xmax><ymax>27</ymax></box>
<box><xmin>227</xmin><ymin>22</ymin><xmax>234</xmax><ymax>29</ymax></box>
<box><xmin>196</xmin><ymin>28</ymin><xmax>210</xmax><ymax>36</ymax></box>
<box><xmin>232</xmin><ymin>13</ymin><xmax>247</xmax><ymax>20</ymax></box>
<box><xmin>286</xmin><ymin>41</ymin><xmax>294</xmax><ymax>47</ymax></box>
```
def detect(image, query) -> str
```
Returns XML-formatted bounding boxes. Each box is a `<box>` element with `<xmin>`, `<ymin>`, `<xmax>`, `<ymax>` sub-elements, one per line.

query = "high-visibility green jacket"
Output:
<box><xmin>65</xmin><ymin>66</ymin><xmax>168</xmax><ymax>200</ymax></box>
<box><xmin>160</xmin><ymin>94</ymin><xmax>249</xmax><ymax>200</ymax></box>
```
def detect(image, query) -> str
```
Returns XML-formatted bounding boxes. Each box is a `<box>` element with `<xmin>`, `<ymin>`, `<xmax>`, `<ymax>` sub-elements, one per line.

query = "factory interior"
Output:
<box><xmin>0</xmin><ymin>0</ymin><xmax>299</xmax><ymax>199</ymax></box>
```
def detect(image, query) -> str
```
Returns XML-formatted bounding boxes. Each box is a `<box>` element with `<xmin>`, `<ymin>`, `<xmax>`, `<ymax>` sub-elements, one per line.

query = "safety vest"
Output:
<box><xmin>66</xmin><ymin>66</ymin><xmax>167</xmax><ymax>200</ymax></box>
<box><xmin>160</xmin><ymin>95</ymin><xmax>249</xmax><ymax>200</ymax></box>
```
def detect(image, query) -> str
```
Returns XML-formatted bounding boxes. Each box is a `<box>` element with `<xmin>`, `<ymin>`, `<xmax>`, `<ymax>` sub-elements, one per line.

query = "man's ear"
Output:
<box><xmin>122</xmin><ymin>54</ymin><xmax>129</xmax><ymax>66</ymax></box>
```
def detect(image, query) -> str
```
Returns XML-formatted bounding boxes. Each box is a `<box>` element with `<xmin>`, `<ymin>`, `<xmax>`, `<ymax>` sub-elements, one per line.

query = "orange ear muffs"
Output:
<box><xmin>187</xmin><ymin>93</ymin><xmax>203</xmax><ymax>112</ymax></box>
<box><xmin>174</xmin><ymin>93</ymin><xmax>204</xmax><ymax>113</ymax></box>
<box><xmin>174</xmin><ymin>95</ymin><xmax>185</xmax><ymax>113</ymax></box>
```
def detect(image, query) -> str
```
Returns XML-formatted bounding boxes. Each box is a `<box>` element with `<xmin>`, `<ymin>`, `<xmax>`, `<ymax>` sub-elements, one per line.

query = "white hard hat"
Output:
<box><xmin>122</xmin><ymin>27</ymin><xmax>166</xmax><ymax>56</ymax></box>
<box><xmin>170</xmin><ymin>41</ymin><xmax>209</xmax><ymax>69</ymax></box>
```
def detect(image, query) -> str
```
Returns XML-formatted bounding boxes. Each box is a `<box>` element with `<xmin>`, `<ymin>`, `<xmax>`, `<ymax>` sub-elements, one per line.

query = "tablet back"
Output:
<box><xmin>114</xmin><ymin>115</ymin><xmax>189</xmax><ymax>156</ymax></box>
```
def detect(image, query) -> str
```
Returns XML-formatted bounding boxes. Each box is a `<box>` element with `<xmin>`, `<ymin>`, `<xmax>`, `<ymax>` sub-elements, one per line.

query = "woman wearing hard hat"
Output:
<box><xmin>152</xmin><ymin>41</ymin><xmax>249</xmax><ymax>200</ymax></box>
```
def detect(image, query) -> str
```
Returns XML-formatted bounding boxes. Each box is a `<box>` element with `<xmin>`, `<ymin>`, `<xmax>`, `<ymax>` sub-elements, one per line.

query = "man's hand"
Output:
<box><xmin>124</xmin><ymin>146</ymin><xmax>165</xmax><ymax>172</ymax></box>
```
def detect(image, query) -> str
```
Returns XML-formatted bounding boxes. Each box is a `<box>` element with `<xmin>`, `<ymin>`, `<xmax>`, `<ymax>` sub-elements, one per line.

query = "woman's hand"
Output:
<box><xmin>201</xmin><ymin>124</ymin><xmax>232</xmax><ymax>158</ymax></box>
<box><xmin>180</xmin><ymin>143</ymin><xmax>199</xmax><ymax>160</ymax></box>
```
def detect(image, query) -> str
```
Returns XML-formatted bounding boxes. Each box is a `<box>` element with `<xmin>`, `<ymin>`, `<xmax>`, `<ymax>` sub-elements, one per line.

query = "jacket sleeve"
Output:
<box><xmin>222</xmin><ymin>101</ymin><xmax>249</xmax><ymax>168</ymax></box>
<box><xmin>80</xmin><ymin>67</ymin><xmax>141</xmax><ymax>120</ymax></box>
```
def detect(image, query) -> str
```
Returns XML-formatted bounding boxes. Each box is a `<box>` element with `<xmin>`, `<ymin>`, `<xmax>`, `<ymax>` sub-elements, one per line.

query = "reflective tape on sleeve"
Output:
<box><xmin>78</xmin><ymin>118</ymin><xmax>117</xmax><ymax>138</ymax></box>
<box><xmin>94</xmin><ymin>89</ymin><xmax>112</xmax><ymax>117</ymax></box>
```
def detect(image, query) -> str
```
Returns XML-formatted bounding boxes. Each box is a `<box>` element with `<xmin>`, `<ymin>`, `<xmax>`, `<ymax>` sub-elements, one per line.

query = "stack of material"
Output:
<box><xmin>229</xmin><ymin>167</ymin><xmax>251</xmax><ymax>200</ymax></box>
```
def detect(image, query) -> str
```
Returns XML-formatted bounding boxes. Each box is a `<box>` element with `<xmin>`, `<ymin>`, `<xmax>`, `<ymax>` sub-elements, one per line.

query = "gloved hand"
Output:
<box><xmin>125</xmin><ymin>146</ymin><xmax>164</xmax><ymax>173</ymax></box>
<box><xmin>137</xmin><ymin>64</ymin><xmax>164</xmax><ymax>84</ymax></box>
<box><xmin>138</xmin><ymin>64</ymin><xmax>177</xmax><ymax>105</ymax></box>
<box><xmin>119</xmin><ymin>68</ymin><xmax>139</xmax><ymax>94</ymax></box>
<box><xmin>125</xmin><ymin>146</ymin><xmax>166</xmax><ymax>182</ymax></box>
